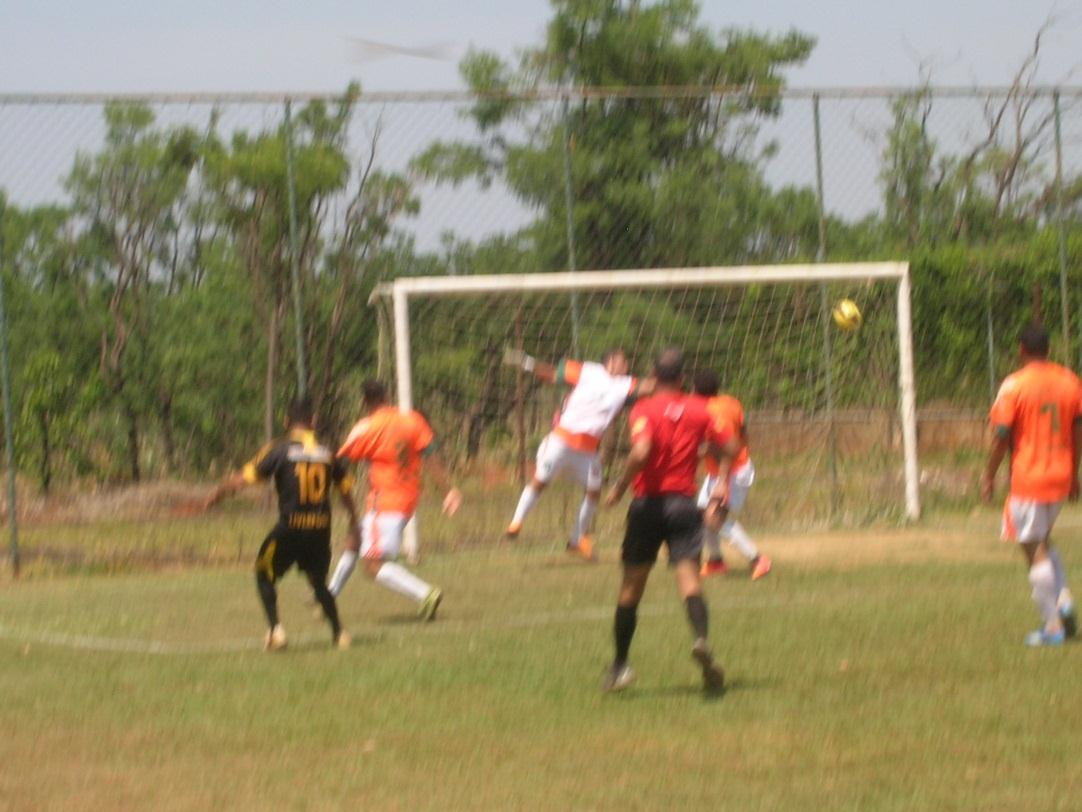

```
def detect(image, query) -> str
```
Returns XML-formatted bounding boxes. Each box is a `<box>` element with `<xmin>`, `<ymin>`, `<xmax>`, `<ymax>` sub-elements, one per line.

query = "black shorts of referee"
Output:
<box><xmin>621</xmin><ymin>494</ymin><xmax>703</xmax><ymax>566</ymax></box>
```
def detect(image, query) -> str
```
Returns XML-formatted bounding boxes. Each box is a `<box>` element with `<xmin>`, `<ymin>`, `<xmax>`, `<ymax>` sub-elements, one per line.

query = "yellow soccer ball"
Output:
<box><xmin>832</xmin><ymin>298</ymin><xmax>862</xmax><ymax>332</ymax></box>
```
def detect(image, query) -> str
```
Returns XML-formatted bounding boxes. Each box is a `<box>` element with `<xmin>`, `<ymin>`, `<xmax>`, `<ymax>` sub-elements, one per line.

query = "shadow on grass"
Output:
<box><xmin>607</xmin><ymin>675</ymin><xmax>778</xmax><ymax>702</ymax></box>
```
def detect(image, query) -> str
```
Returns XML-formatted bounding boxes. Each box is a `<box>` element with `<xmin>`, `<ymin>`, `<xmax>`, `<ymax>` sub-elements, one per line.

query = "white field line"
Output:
<box><xmin>0</xmin><ymin>592</ymin><xmax>801</xmax><ymax>656</ymax></box>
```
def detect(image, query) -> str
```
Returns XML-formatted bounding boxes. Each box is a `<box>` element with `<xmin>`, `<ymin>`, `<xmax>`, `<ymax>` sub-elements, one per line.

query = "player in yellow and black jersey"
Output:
<box><xmin>205</xmin><ymin>397</ymin><xmax>360</xmax><ymax>651</ymax></box>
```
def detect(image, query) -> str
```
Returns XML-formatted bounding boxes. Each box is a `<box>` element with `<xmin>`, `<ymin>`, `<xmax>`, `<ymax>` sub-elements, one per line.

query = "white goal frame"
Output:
<box><xmin>373</xmin><ymin>262</ymin><xmax>920</xmax><ymax>558</ymax></box>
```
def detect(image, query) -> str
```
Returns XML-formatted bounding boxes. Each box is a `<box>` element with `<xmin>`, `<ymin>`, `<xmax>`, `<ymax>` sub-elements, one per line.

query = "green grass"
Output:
<box><xmin>2</xmin><ymin>511</ymin><xmax>1081</xmax><ymax>810</ymax></box>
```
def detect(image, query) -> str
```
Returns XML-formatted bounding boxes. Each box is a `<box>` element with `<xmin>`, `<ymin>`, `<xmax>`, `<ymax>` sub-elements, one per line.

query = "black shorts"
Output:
<box><xmin>622</xmin><ymin>495</ymin><xmax>703</xmax><ymax>566</ymax></box>
<box><xmin>255</xmin><ymin>524</ymin><xmax>332</xmax><ymax>584</ymax></box>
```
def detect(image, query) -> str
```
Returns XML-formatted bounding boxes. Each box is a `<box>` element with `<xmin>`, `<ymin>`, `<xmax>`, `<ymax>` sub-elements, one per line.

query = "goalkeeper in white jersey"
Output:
<box><xmin>504</xmin><ymin>347</ymin><xmax>647</xmax><ymax>560</ymax></box>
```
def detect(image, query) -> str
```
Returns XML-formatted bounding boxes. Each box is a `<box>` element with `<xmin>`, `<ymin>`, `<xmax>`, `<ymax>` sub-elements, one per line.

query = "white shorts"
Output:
<box><xmin>696</xmin><ymin>460</ymin><xmax>756</xmax><ymax>513</ymax></box>
<box><xmin>1002</xmin><ymin>497</ymin><xmax>1062</xmax><ymax>544</ymax></box>
<box><xmin>360</xmin><ymin>511</ymin><xmax>411</xmax><ymax>561</ymax></box>
<box><xmin>534</xmin><ymin>433</ymin><xmax>603</xmax><ymax>491</ymax></box>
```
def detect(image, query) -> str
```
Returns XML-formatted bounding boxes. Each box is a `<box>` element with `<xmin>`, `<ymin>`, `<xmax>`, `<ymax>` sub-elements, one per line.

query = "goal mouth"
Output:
<box><xmin>372</xmin><ymin>262</ymin><xmax>918</xmax><ymax>534</ymax></box>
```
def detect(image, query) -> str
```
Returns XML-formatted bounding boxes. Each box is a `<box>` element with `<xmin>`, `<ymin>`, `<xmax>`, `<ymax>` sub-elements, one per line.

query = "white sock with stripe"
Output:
<box><xmin>328</xmin><ymin>549</ymin><xmax>358</xmax><ymax>597</ymax></box>
<box><xmin>723</xmin><ymin>519</ymin><xmax>759</xmax><ymax>561</ymax></box>
<box><xmin>1028</xmin><ymin>559</ymin><xmax>1060</xmax><ymax>630</ymax></box>
<box><xmin>511</xmin><ymin>485</ymin><xmax>541</xmax><ymax>527</ymax></box>
<box><xmin>376</xmin><ymin>562</ymin><xmax>432</xmax><ymax>604</ymax></box>
<box><xmin>572</xmin><ymin>497</ymin><xmax>598</xmax><ymax>543</ymax></box>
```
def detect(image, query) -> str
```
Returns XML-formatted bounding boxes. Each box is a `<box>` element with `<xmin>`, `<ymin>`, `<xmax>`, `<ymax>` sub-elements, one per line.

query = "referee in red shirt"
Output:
<box><xmin>603</xmin><ymin>347</ymin><xmax>739</xmax><ymax>694</ymax></box>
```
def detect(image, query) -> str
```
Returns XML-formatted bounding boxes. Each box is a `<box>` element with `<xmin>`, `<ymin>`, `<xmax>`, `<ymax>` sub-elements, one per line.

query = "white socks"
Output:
<box><xmin>376</xmin><ymin>562</ymin><xmax>432</xmax><ymax>603</ymax></box>
<box><xmin>328</xmin><ymin>549</ymin><xmax>358</xmax><ymax>597</ymax></box>
<box><xmin>1029</xmin><ymin>559</ymin><xmax>1060</xmax><ymax>630</ymax></box>
<box><xmin>511</xmin><ymin>485</ymin><xmax>541</xmax><ymax>527</ymax></box>
<box><xmin>572</xmin><ymin>497</ymin><xmax>598</xmax><ymax>543</ymax></box>
<box><xmin>1048</xmin><ymin>547</ymin><xmax>1069</xmax><ymax>598</ymax></box>
<box><xmin>723</xmin><ymin>519</ymin><xmax>759</xmax><ymax>561</ymax></box>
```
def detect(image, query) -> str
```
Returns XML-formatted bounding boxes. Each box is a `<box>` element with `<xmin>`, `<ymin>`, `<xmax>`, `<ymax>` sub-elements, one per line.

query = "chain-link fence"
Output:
<box><xmin>2</xmin><ymin>86</ymin><xmax>1082</xmax><ymax>567</ymax></box>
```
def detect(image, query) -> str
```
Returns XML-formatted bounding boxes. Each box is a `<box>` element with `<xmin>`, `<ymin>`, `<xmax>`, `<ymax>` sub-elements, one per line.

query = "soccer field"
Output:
<box><xmin>1</xmin><ymin>510</ymin><xmax>1080</xmax><ymax>810</ymax></box>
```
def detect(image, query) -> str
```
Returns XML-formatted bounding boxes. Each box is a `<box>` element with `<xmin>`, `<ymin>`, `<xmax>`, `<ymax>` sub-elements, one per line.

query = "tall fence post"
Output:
<box><xmin>813</xmin><ymin>94</ymin><xmax>839</xmax><ymax>520</ymax></box>
<box><xmin>0</xmin><ymin>202</ymin><xmax>19</xmax><ymax>577</ymax></box>
<box><xmin>283</xmin><ymin>99</ymin><xmax>308</xmax><ymax>397</ymax></box>
<box><xmin>985</xmin><ymin>267</ymin><xmax>997</xmax><ymax>402</ymax></box>
<box><xmin>1053</xmin><ymin>89</ymin><xmax>1071</xmax><ymax>363</ymax></box>
<box><xmin>561</xmin><ymin>93</ymin><xmax>581</xmax><ymax>357</ymax></box>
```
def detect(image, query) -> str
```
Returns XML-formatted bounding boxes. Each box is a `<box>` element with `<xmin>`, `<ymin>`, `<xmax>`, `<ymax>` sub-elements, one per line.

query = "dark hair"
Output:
<box><xmin>1019</xmin><ymin>322</ymin><xmax>1050</xmax><ymax>357</ymax></box>
<box><xmin>601</xmin><ymin>347</ymin><xmax>626</xmax><ymax>365</ymax></box>
<box><xmin>287</xmin><ymin>395</ymin><xmax>314</xmax><ymax>426</ymax></box>
<box><xmin>654</xmin><ymin>346</ymin><xmax>684</xmax><ymax>385</ymax></box>
<box><xmin>362</xmin><ymin>379</ymin><xmax>388</xmax><ymax>406</ymax></box>
<box><xmin>693</xmin><ymin>369</ymin><xmax>719</xmax><ymax>396</ymax></box>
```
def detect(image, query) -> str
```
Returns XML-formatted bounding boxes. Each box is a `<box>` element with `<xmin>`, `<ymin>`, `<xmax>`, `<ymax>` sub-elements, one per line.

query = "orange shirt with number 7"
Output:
<box><xmin>989</xmin><ymin>360</ymin><xmax>1082</xmax><ymax>502</ymax></box>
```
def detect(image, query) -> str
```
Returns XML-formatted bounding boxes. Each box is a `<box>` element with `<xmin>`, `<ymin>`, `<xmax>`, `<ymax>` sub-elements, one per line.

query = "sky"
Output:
<box><xmin>1</xmin><ymin>0</ymin><xmax>1081</xmax><ymax>94</ymax></box>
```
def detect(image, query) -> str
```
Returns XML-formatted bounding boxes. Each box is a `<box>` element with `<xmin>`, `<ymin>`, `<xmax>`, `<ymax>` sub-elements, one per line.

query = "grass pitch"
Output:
<box><xmin>1</xmin><ymin>508</ymin><xmax>1081</xmax><ymax>810</ymax></box>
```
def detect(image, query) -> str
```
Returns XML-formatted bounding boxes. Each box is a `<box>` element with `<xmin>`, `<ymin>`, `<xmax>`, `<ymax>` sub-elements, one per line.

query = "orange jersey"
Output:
<box><xmin>337</xmin><ymin>406</ymin><xmax>435</xmax><ymax>514</ymax></box>
<box><xmin>989</xmin><ymin>360</ymin><xmax>1082</xmax><ymax>502</ymax></box>
<box><xmin>703</xmin><ymin>394</ymin><xmax>750</xmax><ymax>476</ymax></box>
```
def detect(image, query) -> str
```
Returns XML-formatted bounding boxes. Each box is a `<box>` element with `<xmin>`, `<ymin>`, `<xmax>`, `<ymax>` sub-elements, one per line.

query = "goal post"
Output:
<box><xmin>372</xmin><ymin>261</ymin><xmax>920</xmax><ymax>557</ymax></box>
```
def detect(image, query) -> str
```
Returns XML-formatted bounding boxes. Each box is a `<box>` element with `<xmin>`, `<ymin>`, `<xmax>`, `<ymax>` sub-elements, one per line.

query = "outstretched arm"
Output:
<box><xmin>204</xmin><ymin>471</ymin><xmax>250</xmax><ymax>510</ymax></box>
<box><xmin>502</xmin><ymin>348</ymin><xmax>558</xmax><ymax>384</ymax></box>
<box><xmin>424</xmin><ymin>449</ymin><xmax>464</xmax><ymax>516</ymax></box>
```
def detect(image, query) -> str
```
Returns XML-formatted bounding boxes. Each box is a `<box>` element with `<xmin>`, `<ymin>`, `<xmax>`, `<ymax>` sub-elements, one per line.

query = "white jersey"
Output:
<box><xmin>556</xmin><ymin>361</ymin><xmax>636</xmax><ymax>439</ymax></box>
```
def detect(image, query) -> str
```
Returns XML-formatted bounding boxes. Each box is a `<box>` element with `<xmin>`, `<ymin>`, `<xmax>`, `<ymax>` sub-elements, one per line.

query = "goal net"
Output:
<box><xmin>370</xmin><ymin>263</ymin><xmax>919</xmax><ymax>553</ymax></box>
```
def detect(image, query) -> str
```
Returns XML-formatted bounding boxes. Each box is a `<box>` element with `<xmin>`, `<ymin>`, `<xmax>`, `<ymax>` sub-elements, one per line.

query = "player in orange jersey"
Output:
<box><xmin>693</xmin><ymin>370</ymin><xmax>771</xmax><ymax>581</ymax></box>
<box><xmin>982</xmin><ymin>323</ymin><xmax>1082</xmax><ymax>647</ymax></box>
<box><xmin>327</xmin><ymin>380</ymin><xmax>463</xmax><ymax>621</ymax></box>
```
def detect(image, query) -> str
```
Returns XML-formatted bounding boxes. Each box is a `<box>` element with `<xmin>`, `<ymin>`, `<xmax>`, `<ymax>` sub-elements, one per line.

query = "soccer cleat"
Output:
<box><xmin>691</xmin><ymin>638</ymin><xmax>725</xmax><ymax>694</ymax></box>
<box><xmin>1060</xmin><ymin>603</ymin><xmax>1078</xmax><ymax>639</ymax></box>
<box><xmin>1024</xmin><ymin>628</ymin><xmax>1066</xmax><ymax>648</ymax></box>
<box><xmin>505</xmin><ymin>521</ymin><xmax>522</xmax><ymax>540</ymax></box>
<box><xmin>602</xmin><ymin>662</ymin><xmax>636</xmax><ymax>693</ymax></box>
<box><xmin>335</xmin><ymin>630</ymin><xmax>352</xmax><ymax>651</ymax></box>
<box><xmin>419</xmin><ymin>587</ymin><xmax>443</xmax><ymax>622</ymax></box>
<box><xmin>750</xmin><ymin>554</ymin><xmax>773</xmax><ymax>581</ymax></box>
<box><xmin>700</xmin><ymin>558</ymin><xmax>729</xmax><ymax>578</ymax></box>
<box><xmin>566</xmin><ymin>536</ymin><xmax>597</xmax><ymax>562</ymax></box>
<box><xmin>264</xmin><ymin>624</ymin><xmax>288</xmax><ymax>652</ymax></box>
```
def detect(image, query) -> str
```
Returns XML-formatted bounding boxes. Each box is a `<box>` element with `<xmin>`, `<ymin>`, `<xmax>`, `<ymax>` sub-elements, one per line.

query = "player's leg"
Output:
<box><xmin>507</xmin><ymin>436</ymin><xmax>557</xmax><ymax>537</ymax></box>
<box><xmin>1008</xmin><ymin>498</ymin><xmax>1065</xmax><ymax>646</ymax></box>
<box><xmin>302</xmin><ymin>532</ymin><xmax>347</xmax><ymax>647</ymax></box>
<box><xmin>254</xmin><ymin>528</ymin><xmax>292</xmax><ymax>651</ymax></box>
<box><xmin>722</xmin><ymin>463</ymin><xmax>770</xmax><ymax>580</ymax></box>
<box><xmin>567</xmin><ymin>452</ymin><xmax>601</xmax><ymax>560</ymax></box>
<box><xmin>696</xmin><ymin>475</ymin><xmax>727</xmax><ymax>577</ymax></box>
<box><xmin>361</xmin><ymin>512</ymin><xmax>444</xmax><ymax>621</ymax></box>
<box><xmin>604</xmin><ymin>498</ymin><xmax>660</xmax><ymax>692</ymax></box>
<box><xmin>1047</xmin><ymin>543</ymin><xmax>1076</xmax><ymax>637</ymax></box>
<box><xmin>327</xmin><ymin>518</ymin><xmax>363</xmax><ymax>597</ymax></box>
<box><xmin>667</xmin><ymin>496</ymin><xmax>724</xmax><ymax>693</ymax></box>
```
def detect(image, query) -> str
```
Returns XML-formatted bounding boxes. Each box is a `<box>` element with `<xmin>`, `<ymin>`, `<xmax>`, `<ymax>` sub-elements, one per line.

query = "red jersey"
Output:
<box><xmin>989</xmin><ymin>360</ymin><xmax>1082</xmax><ymax>502</ymax></box>
<box><xmin>337</xmin><ymin>406</ymin><xmax>435</xmax><ymax>514</ymax></box>
<box><xmin>628</xmin><ymin>391</ymin><xmax>731</xmax><ymax>498</ymax></box>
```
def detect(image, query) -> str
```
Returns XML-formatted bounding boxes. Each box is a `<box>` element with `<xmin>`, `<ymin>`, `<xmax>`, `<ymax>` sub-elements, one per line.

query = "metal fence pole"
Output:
<box><xmin>561</xmin><ymin>93</ymin><xmax>581</xmax><ymax>357</ymax></box>
<box><xmin>813</xmin><ymin>94</ymin><xmax>839</xmax><ymax>520</ymax></box>
<box><xmin>283</xmin><ymin>99</ymin><xmax>308</xmax><ymax>397</ymax></box>
<box><xmin>0</xmin><ymin>202</ymin><xmax>19</xmax><ymax>576</ymax></box>
<box><xmin>1053</xmin><ymin>89</ymin><xmax>1071</xmax><ymax>363</ymax></box>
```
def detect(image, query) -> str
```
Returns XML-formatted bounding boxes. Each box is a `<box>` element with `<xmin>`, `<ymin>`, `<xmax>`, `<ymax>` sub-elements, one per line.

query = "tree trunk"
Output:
<box><xmin>39</xmin><ymin>411</ymin><xmax>52</xmax><ymax>495</ymax></box>
<box><xmin>124</xmin><ymin>401</ymin><xmax>141</xmax><ymax>482</ymax></box>
<box><xmin>159</xmin><ymin>390</ymin><xmax>176</xmax><ymax>472</ymax></box>
<box><xmin>265</xmin><ymin>302</ymin><xmax>281</xmax><ymax>445</ymax></box>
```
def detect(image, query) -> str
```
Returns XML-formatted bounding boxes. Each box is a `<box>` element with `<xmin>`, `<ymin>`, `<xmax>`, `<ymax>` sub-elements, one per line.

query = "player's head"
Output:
<box><xmin>653</xmin><ymin>346</ymin><xmax>684</xmax><ymax>388</ymax></box>
<box><xmin>362</xmin><ymin>379</ymin><xmax>388</xmax><ymax>410</ymax></box>
<box><xmin>1019</xmin><ymin>322</ymin><xmax>1049</xmax><ymax>360</ymax></box>
<box><xmin>602</xmin><ymin>347</ymin><xmax>629</xmax><ymax>375</ymax></box>
<box><xmin>693</xmin><ymin>369</ymin><xmax>719</xmax><ymax>397</ymax></box>
<box><xmin>287</xmin><ymin>395</ymin><xmax>314</xmax><ymax>428</ymax></box>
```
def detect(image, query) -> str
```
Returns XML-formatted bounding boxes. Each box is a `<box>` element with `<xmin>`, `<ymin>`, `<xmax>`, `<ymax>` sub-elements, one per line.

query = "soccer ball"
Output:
<box><xmin>832</xmin><ymin>299</ymin><xmax>862</xmax><ymax>332</ymax></box>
